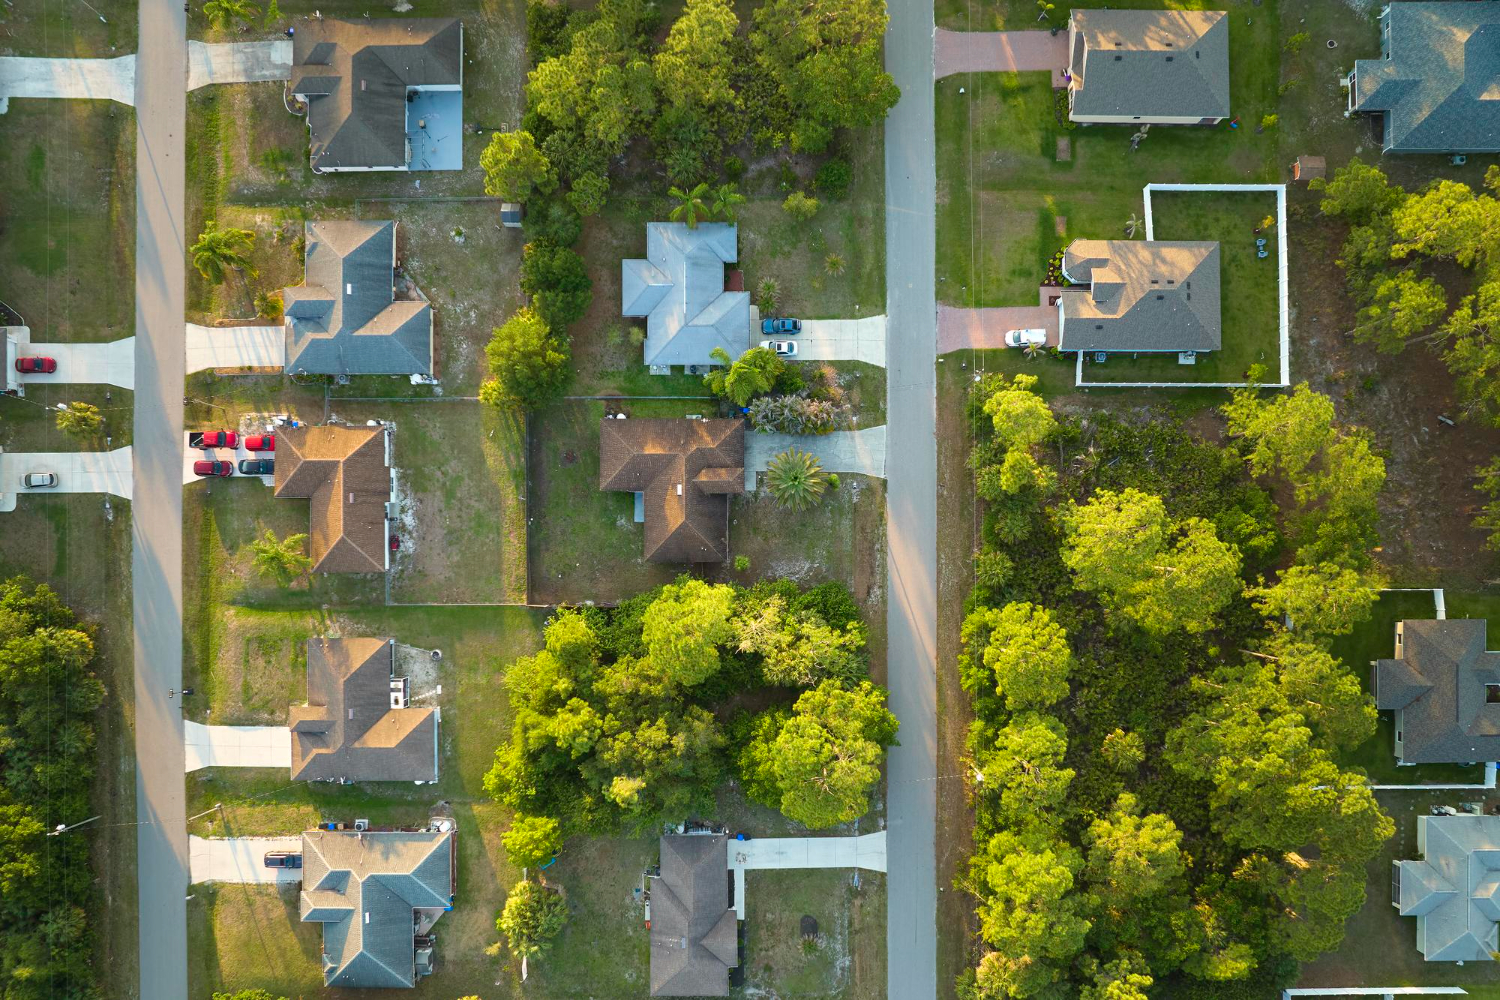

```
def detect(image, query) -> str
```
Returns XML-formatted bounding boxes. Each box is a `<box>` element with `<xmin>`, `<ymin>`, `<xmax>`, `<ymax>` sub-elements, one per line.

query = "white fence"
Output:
<box><xmin>1076</xmin><ymin>182</ymin><xmax>1291</xmax><ymax>390</ymax></box>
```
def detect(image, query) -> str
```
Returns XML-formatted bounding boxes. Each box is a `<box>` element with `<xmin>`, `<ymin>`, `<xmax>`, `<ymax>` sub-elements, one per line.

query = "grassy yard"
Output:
<box><xmin>741</xmin><ymin>868</ymin><xmax>887</xmax><ymax>999</ymax></box>
<box><xmin>0</xmin><ymin>1</ymin><xmax>137</xmax><ymax>57</ymax></box>
<box><xmin>0</xmin><ymin>384</ymin><xmax>134</xmax><ymax>451</ymax></box>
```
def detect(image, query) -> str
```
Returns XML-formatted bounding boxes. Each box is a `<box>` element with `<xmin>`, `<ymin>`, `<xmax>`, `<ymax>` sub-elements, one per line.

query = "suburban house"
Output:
<box><xmin>1375</xmin><ymin>618</ymin><xmax>1500</xmax><ymax>765</ymax></box>
<box><xmin>288</xmin><ymin>18</ymin><xmax>464</xmax><ymax>172</ymax></box>
<box><xmin>1066</xmin><ymin>10</ymin><xmax>1230</xmax><ymax>125</ymax></box>
<box><xmin>283</xmin><ymin>220</ymin><xmax>434</xmax><ymax>378</ymax></box>
<box><xmin>598</xmin><ymin>417</ymin><xmax>746</xmax><ymax>563</ymax></box>
<box><xmin>289</xmin><ymin>637</ymin><xmax>438</xmax><ymax>783</ymax></box>
<box><xmin>621</xmin><ymin>223</ymin><xmax>750</xmax><ymax>369</ymax></box>
<box><xmin>1348</xmin><ymin>2</ymin><xmax>1500</xmax><ymax>154</ymax></box>
<box><xmin>300</xmin><ymin>828</ymin><xmax>455</xmax><ymax>987</ymax></box>
<box><xmin>649</xmin><ymin>834</ymin><xmax>739</xmax><ymax>997</ymax></box>
<box><xmin>1057</xmin><ymin>239</ymin><xmax>1222</xmax><ymax>356</ymax></box>
<box><xmin>1393</xmin><ymin>815</ymin><xmax>1500</xmax><ymax>961</ymax></box>
<box><xmin>273</xmin><ymin>423</ymin><xmax>395</xmax><ymax>574</ymax></box>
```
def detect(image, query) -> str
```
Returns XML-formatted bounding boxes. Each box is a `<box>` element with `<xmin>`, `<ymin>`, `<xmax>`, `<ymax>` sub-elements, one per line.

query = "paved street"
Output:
<box><xmin>133</xmin><ymin>1</ymin><xmax>189</xmax><ymax>998</ymax></box>
<box><xmin>884</xmin><ymin>0</ymin><xmax>939</xmax><ymax>995</ymax></box>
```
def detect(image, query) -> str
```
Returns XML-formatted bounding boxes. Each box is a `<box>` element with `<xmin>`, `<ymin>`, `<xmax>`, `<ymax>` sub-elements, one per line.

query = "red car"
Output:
<box><xmin>193</xmin><ymin>460</ymin><xmax>232</xmax><ymax>477</ymax></box>
<box><xmin>14</xmin><ymin>356</ymin><xmax>56</xmax><ymax>374</ymax></box>
<box><xmin>244</xmin><ymin>434</ymin><xmax>275</xmax><ymax>452</ymax></box>
<box><xmin>200</xmin><ymin>430</ymin><xmax>238</xmax><ymax>449</ymax></box>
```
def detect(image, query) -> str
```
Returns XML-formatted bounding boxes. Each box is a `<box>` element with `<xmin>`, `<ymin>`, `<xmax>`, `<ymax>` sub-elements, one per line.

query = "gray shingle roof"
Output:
<box><xmin>300</xmin><ymin>829</ymin><xmax>454</xmax><ymax>988</ymax></box>
<box><xmin>1375</xmin><ymin>619</ymin><xmax>1500</xmax><ymax>764</ymax></box>
<box><xmin>1068</xmin><ymin>10</ymin><xmax>1230</xmax><ymax>120</ymax></box>
<box><xmin>650</xmin><ymin>835</ymin><xmax>738</xmax><ymax>996</ymax></box>
<box><xmin>622</xmin><ymin>223</ymin><xmax>750</xmax><ymax>367</ymax></box>
<box><xmin>289</xmin><ymin>18</ymin><xmax>462</xmax><ymax>171</ymax></box>
<box><xmin>283</xmin><ymin>220</ymin><xmax>432</xmax><ymax>376</ymax></box>
<box><xmin>1396</xmin><ymin>815</ymin><xmax>1500</xmax><ymax>961</ymax></box>
<box><xmin>1352</xmin><ymin>3</ymin><xmax>1500</xmax><ymax>153</ymax></box>
<box><xmin>1059</xmin><ymin>239</ymin><xmax>1221</xmax><ymax>352</ymax></box>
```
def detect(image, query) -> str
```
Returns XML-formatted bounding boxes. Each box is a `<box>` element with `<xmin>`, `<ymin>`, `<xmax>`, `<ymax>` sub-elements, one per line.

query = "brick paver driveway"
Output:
<box><xmin>936</xmin><ymin>303</ymin><xmax>1059</xmax><ymax>353</ymax></box>
<box><xmin>934</xmin><ymin>28</ymin><xmax>1069</xmax><ymax>84</ymax></box>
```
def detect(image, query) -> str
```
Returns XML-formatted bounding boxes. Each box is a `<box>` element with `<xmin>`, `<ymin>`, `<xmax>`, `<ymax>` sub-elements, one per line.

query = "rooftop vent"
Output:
<box><xmin>345</xmin><ymin>283</ymin><xmax>352</xmax><ymax>295</ymax></box>
<box><xmin>1156</xmin><ymin>294</ymin><xmax>1165</xmax><ymax>300</ymax></box>
<box><xmin>1165</xmin><ymin>56</ymin><xmax>1174</xmax><ymax>62</ymax></box>
<box><xmin>1114</xmin><ymin>55</ymin><xmax>1123</xmax><ymax>61</ymax></box>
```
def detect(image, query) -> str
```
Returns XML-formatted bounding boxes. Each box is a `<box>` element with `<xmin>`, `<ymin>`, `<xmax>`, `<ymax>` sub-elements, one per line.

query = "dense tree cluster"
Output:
<box><xmin>485</xmin><ymin>578</ymin><xmax>895</xmax><ymax>849</ymax></box>
<box><xmin>0</xmin><ymin>578</ymin><xmax>106</xmax><ymax>999</ymax></box>
<box><xmin>955</xmin><ymin>378</ymin><xmax>1389</xmax><ymax>999</ymax></box>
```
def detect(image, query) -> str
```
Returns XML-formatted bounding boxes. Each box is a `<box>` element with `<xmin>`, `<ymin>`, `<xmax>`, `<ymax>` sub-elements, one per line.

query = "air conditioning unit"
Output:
<box><xmin>390</xmin><ymin>676</ymin><xmax>410</xmax><ymax>709</ymax></box>
<box><xmin>354</xmin><ymin>818</ymin><xmax>369</xmax><ymax>832</ymax></box>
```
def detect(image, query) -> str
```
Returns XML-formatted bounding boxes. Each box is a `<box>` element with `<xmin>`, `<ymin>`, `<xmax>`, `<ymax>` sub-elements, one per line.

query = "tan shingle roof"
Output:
<box><xmin>1060</xmin><ymin>239</ymin><xmax>1221</xmax><ymax>353</ymax></box>
<box><xmin>274</xmin><ymin>424</ymin><xmax>390</xmax><ymax>573</ymax></box>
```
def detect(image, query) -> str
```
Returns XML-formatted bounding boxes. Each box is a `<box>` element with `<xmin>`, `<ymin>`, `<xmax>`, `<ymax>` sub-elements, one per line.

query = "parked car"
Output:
<box><xmin>14</xmin><ymin>356</ymin><xmax>56</xmax><ymax>374</ymax></box>
<box><xmin>390</xmin><ymin>534</ymin><xmax>401</xmax><ymax>552</ymax></box>
<box><xmin>762</xmin><ymin>339</ymin><xmax>798</xmax><ymax>357</ymax></box>
<box><xmin>1003</xmin><ymin>329</ymin><xmax>1047</xmax><ymax>348</ymax></box>
<box><xmin>263</xmin><ymin>851</ymin><xmax>302</xmax><ymax>869</ymax></box>
<box><xmin>199</xmin><ymin>430</ymin><xmax>239</xmax><ymax>449</ymax></box>
<box><xmin>238</xmin><ymin>458</ymin><xmax>274</xmax><ymax>476</ymax></box>
<box><xmin>244</xmin><ymin>434</ymin><xmax>275</xmax><ymax>452</ymax></box>
<box><xmin>761</xmin><ymin>318</ymin><xmax>802</xmax><ymax>335</ymax></box>
<box><xmin>193</xmin><ymin>460</ymin><xmax>232</xmax><ymax>478</ymax></box>
<box><xmin>21</xmin><ymin>472</ymin><xmax>57</xmax><ymax>489</ymax></box>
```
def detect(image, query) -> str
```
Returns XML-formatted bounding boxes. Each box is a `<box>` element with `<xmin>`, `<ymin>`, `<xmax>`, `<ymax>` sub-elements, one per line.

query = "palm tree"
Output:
<box><xmin>1035</xmin><ymin>0</ymin><xmax>1055</xmax><ymax>21</ymax></box>
<box><xmin>824</xmin><ymin>253</ymin><xmax>846</xmax><ymax>276</ymax></box>
<box><xmin>1124</xmin><ymin>212</ymin><xmax>1143</xmax><ymax>239</ymax></box>
<box><xmin>250</xmin><ymin>529</ymin><xmax>312</xmax><ymax>587</ymax></box>
<box><xmin>668</xmin><ymin>182</ymin><xmax>711</xmax><ymax>229</ymax></box>
<box><xmin>191</xmin><ymin>220</ymin><xmax>258</xmax><ymax>284</ymax></box>
<box><xmin>765</xmin><ymin>449</ymin><xmax>829</xmax><ymax>511</ymax></box>
<box><xmin>710</xmin><ymin>182</ymin><xmax>746</xmax><ymax>223</ymax></box>
<box><xmin>704</xmin><ymin>346</ymin><xmax>780</xmax><ymax>406</ymax></box>
<box><xmin>203</xmin><ymin>0</ymin><xmax>262</xmax><ymax>29</ymax></box>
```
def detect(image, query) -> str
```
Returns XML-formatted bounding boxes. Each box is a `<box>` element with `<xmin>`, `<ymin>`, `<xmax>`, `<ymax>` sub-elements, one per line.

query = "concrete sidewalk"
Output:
<box><xmin>189</xmin><ymin>835</ymin><xmax>304</xmax><ymax>885</ymax></box>
<box><xmin>934</xmin><ymin>28</ymin><xmax>1069</xmax><ymax>84</ymax></box>
<box><xmin>185</xmin><ymin>323</ymin><xmax>284</xmax><ymax>373</ymax></box>
<box><xmin>0</xmin><ymin>55</ymin><xmax>136</xmax><ymax>109</ymax></box>
<box><xmin>187</xmin><ymin>41</ymin><xmax>293</xmax><ymax>91</ymax></box>
<box><xmin>746</xmin><ymin>425</ymin><xmax>887</xmax><ymax>484</ymax></box>
<box><xmin>795</xmin><ymin>317</ymin><xmax>888</xmax><ymax>366</ymax></box>
<box><xmin>184</xmin><ymin>721</ymin><xmax>291</xmax><ymax>771</ymax></box>
<box><xmin>0</xmin><ymin>447</ymin><xmax>133</xmax><ymax>511</ymax></box>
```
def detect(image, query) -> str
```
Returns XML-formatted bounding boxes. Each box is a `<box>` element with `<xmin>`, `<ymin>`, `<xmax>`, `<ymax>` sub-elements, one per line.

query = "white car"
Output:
<box><xmin>21</xmin><ymin>472</ymin><xmax>57</xmax><ymax>489</ymax></box>
<box><xmin>1004</xmin><ymin>328</ymin><xmax>1047</xmax><ymax>348</ymax></box>
<box><xmin>763</xmin><ymin>339</ymin><xmax>798</xmax><ymax>357</ymax></box>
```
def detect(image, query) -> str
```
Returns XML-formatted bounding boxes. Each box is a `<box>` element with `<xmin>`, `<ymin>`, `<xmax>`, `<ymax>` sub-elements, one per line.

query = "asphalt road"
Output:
<box><xmin>883</xmin><ymin>0</ymin><xmax>940</xmax><ymax>996</ymax></box>
<box><xmin>133</xmin><ymin>2</ymin><xmax>188</xmax><ymax>998</ymax></box>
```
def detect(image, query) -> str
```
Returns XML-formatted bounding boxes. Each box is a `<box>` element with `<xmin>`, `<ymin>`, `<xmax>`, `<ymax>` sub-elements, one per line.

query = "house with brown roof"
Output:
<box><xmin>290</xmin><ymin>637</ymin><xmax>438</xmax><ymax>783</ymax></box>
<box><xmin>1375</xmin><ymin>618</ymin><xmax>1500</xmax><ymax>765</ymax></box>
<box><xmin>650</xmin><ymin>834</ymin><xmax>739</xmax><ymax>997</ymax></box>
<box><xmin>598</xmin><ymin>417</ymin><xmax>745</xmax><ymax>563</ymax></box>
<box><xmin>274</xmin><ymin>424</ymin><xmax>394</xmax><ymax>573</ymax></box>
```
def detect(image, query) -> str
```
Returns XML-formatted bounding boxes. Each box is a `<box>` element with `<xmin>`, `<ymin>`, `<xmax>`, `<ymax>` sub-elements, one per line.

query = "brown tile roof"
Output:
<box><xmin>599</xmin><ymin>418</ymin><xmax>745</xmax><ymax>563</ymax></box>
<box><xmin>650</xmin><ymin>834</ymin><xmax>737</xmax><ymax>996</ymax></box>
<box><xmin>290</xmin><ymin>637</ymin><xmax>438</xmax><ymax>782</ymax></box>
<box><xmin>274</xmin><ymin>424</ymin><xmax>391</xmax><ymax>573</ymax></box>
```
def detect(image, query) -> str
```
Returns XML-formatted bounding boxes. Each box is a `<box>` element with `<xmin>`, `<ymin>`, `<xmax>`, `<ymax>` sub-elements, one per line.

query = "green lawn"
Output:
<box><xmin>741</xmin><ymin>869</ymin><xmax>887</xmax><ymax>999</ymax></box>
<box><xmin>0</xmin><ymin>1</ymin><xmax>137</xmax><ymax>57</ymax></box>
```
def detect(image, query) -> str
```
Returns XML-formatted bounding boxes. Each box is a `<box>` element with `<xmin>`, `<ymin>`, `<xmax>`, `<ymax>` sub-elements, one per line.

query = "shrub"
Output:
<box><xmin>814</xmin><ymin>157</ymin><xmax>852</xmax><ymax>198</ymax></box>
<box><xmin>520</xmin><ymin>241</ymin><xmax>593</xmax><ymax>330</ymax></box>
<box><xmin>523</xmin><ymin>194</ymin><xmax>583</xmax><ymax>248</ymax></box>
<box><xmin>783</xmin><ymin>191</ymin><xmax>820</xmax><ymax>221</ymax></box>
<box><xmin>825</xmin><ymin>252</ymin><xmax>846</xmax><ymax>276</ymax></box>
<box><xmin>747</xmin><ymin>394</ymin><xmax>854</xmax><ymax>435</ymax></box>
<box><xmin>757</xmin><ymin>276</ymin><xmax>779</xmax><ymax>313</ymax></box>
<box><xmin>1284</xmin><ymin>31</ymin><xmax>1310</xmax><ymax>54</ymax></box>
<box><xmin>827</xmin><ymin>473</ymin><xmax>840</xmax><ymax>490</ymax></box>
<box><xmin>497</xmin><ymin>880</ymin><xmax>568</xmax><ymax>959</ymax></box>
<box><xmin>254</xmin><ymin>290</ymin><xmax>283</xmax><ymax>320</ymax></box>
<box><xmin>734</xmin><ymin>555</ymin><xmax>751</xmax><ymax>572</ymax></box>
<box><xmin>723</xmin><ymin>155</ymin><xmax>746</xmax><ymax>181</ymax></box>
<box><xmin>1261</xmin><ymin>114</ymin><xmax>1279</xmax><ymax>131</ymax></box>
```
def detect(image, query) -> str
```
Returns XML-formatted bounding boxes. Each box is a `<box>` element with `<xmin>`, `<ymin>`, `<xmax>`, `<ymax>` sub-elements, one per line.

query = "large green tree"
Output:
<box><xmin>654</xmin><ymin>0</ymin><xmax>739</xmax><ymax>109</ymax></box>
<box><xmin>1353</xmin><ymin>270</ymin><xmax>1447</xmax><ymax>353</ymax></box>
<box><xmin>1248</xmin><ymin>561</ymin><xmax>1383</xmax><ymax>637</ymax></box>
<box><xmin>975</xmin><ymin>712</ymin><xmax>1074</xmax><ymax>831</ymax></box>
<box><xmin>967</xmin><ymin>829</ymin><xmax>1091</xmax><ymax>996</ymax></box>
<box><xmin>191</xmin><ymin>219</ymin><xmax>257</xmax><ymax>283</ymax></box>
<box><xmin>480</xmin><ymin>130</ymin><xmax>555</xmax><ymax>201</ymax></box>
<box><xmin>640</xmin><ymin>579</ymin><xmax>735</xmax><ymax>687</ymax></box>
<box><xmin>704</xmin><ymin>345</ymin><xmax>783</xmax><ymax>405</ymax></box>
<box><xmin>497</xmin><ymin>880</ymin><xmax>568</xmax><ymax>959</ymax></box>
<box><xmin>732</xmin><ymin>594</ymin><xmax>864</xmax><ymax>687</ymax></box>
<box><xmin>959</xmin><ymin>602</ymin><xmax>1072</xmax><ymax>711</ymax></box>
<box><xmin>501</xmin><ymin>815</ymin><xmax>563</xmax><ymax>870</ymax></box>
<box><xmin>479</xmin><ymin>308</ymin><xmax>571</xmax><ymax>412</ymax></box>
<box><xmin>520</xmin><ymin>241</ymin><xmax>593</xmax><ymax>330</ymax></box>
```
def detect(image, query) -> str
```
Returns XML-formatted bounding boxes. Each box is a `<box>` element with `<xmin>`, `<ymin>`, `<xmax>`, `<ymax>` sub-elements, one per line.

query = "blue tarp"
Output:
<box><xmin>406</xmin><ymin>90</ymin><xmax>463</xmax><ymax>172</ymax></box>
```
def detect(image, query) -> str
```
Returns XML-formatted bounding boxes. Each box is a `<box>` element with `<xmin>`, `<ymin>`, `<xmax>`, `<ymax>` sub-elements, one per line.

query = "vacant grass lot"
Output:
<box><xmin>0</xmin><ymin>1</ymin><xmax>137</xmax><ymax>56</ymax></box>
<box><xmin>742</xmin><ymin>869</ymin><xmax>887</xmax><ymax>999</ymax></box>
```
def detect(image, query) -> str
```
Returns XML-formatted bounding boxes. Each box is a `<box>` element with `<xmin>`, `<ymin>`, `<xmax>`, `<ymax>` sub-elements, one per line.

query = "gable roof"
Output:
<box><xmin>289</xmin><ymin>638</ymin><xmax>438</xmax><ymax>782</ymax></box>
<box><xmin>1397</xmin><ymin>816</ymin><xmax>1500</xmax><ymax>961</ymax></box>
<box><xmin>300</xmin><ymin>829</ymin><xmax>454</xmax><ymax>988</ymax></box>
<box><xmin>283</xmin><ymin>220</ymin><xmax>433</xmax><ymax>376</ymax></box>
<box><xmin>599</xmin><ymin>418</ymin><xmax>745</xmax><ymax>563</ymax></box>
<box><xmin>1059</xmin><ymin>239</ymin><xmax>1221</xmax><ymax>352</ymax></box>
<box><xmin>1069</xmin><ymin>9</ymin><xmax>1230</xmax><ymax>120</ymax></box>
<box><xmin>273</xmin><ymin>424</ymin><xmax>391</xmax><ymax>574</ymax></box>
<box><xmin>621</xmin><ymin>223</ymin><xmax>750</xmax><ymax>367</ymax></box>
<box><xmin>289</xmin><ymin>18</ymin><xmax>462</xmax><ymax>170</ymax></box>
<box><xmin>1375</xmin><ymin>619</ymin><xmax>1500</xmax><ymax>764</ymax></box>
<box><xmin>1352</xmin><ymin>3</ymin><xmax>1500</xmax><ymax>153</ymax></box>
<box><xmin>650</xmin><ymin>835</ymin><xmax>737</xmax><ymax>996</ymax></box>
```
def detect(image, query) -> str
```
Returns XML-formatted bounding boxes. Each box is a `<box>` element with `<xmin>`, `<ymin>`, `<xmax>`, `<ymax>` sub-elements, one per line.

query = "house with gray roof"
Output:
<box><xmin>650</xmin><ymin>834</ymin><xmax>739</xmax><ymax>996</ymax></box>
<box><xmin>1058</xmin><ymin>239</ymin><xmax>1221</xmax><ymax>354</ymax></box>
<box><xmin>1067</xmin><ymin>10</ymin><xmax>1230</xmax><ymax>124</ymax></box>
<box><xmin>622</xmin><ymin>223</ymin><xmax>750</xmax><ymax>368</ymax></box>
<box><xmin>1393</xmin><ymin>815</ymin><xmax>1500</xmax><ymax>961</ymax></box>
<box><xmin>289</xmin><ymin>18</ymin><xmax>463</xmax><ymax>172</ymax></box>
<box><xmin>1348</xmin><ymin>3</ymin><xmax>1500</xmax><ymax>154</ymax></box>
<box><xmin>282</xmin><ymin>220</ymin><xmax>433</xmax><ymax>378</ymax></box>
<box><xmin>300</xmin><ymin>828</ymin><xmax>455</xmax><ymax>988</ymax></box>
<box><xmin>1375</xmin><ymin>618</ymin><xmax>1500</xmax><ymax>765</ymax></box>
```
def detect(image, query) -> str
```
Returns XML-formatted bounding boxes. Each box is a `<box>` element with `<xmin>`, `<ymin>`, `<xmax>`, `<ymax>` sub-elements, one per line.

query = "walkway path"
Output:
<box><xmin>0</xmin><ymin>447</ymin><xmax>133</xmax><ymax>511</ymax></box>
<box><xmin>936</xmin><ymin>303</ymin><xmax>1058</xmax><ymax>352</ymax></box>
<box><xmin>133</xmin><ymin>1</ymin><xmax>189</xmax><ymax>998</ymax></box>
<box><xmin>185</xmin><ymin>323</ymin><xmax>284</xmax><ymax>372</ymax></box>
<box><xmin>934</xmin><ymin>28</ymin><xmax>1069</xmax><ymax>84</ymax></box>
<box><xmin>184</xmin><ymin>721</ymin><xmax>291</xmax><ymax>771</ymax></box>
<box><xmin>189</xmin><ymin>835</ymin><xmax>303</xmax><ymax>885</ymax></box>
<box><xmin>744</xmin><ymin>426</ymin><xmax>887</xmax><ymax>485</ymax></box>
<box><xmin>884</xmin><ymin>0</ymin><xmax>939</xmax><ymax>995</ymax></box>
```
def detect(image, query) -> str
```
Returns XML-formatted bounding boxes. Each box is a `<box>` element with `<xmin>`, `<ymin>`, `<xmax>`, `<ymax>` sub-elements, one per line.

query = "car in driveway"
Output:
<box><xmin>238</xmin><ymin>458</ymin><xmax>274</xmax><ymax>476</ymax></box>
<box><xmin>193</xmin><ymin>460</ymin><xmax>232</xmax><ymax>478</ymax></box>
<box><xmin>244</xmin><ymin>434</ymin><xmax>275</xmax><ymax>452</ymax></box>
<box><xmin>21</xmin><ymin>472</ymin><xmax>57</xmax><ymax>489</ymax></box>
<box><xmin>263</xmin><ymin>851</ymin><xmax>302</xmax><ymax>869</ymax></box>
<box><xmin>14</xmin><ymin>356</ymin><xmax>56</xmax><ymax>374</ymax></box>
<box><xmin>197</xmin><ymin>430</ymin><xmax>239</xmax><ymax>449</ymax></box>
<box><xmin>762</xmin><ymin>339</ymin><xmax>798</xmax><ymax>357</ymax></box>
<box><xmin>761</xmin><ymin>318</ymin><xmax>801</xmax><ymax>335</ymax></box>
<box><xmin>1003</xmin><ymin>328</ymin><xmax>1047</xmax><ymax>348</ymax></box>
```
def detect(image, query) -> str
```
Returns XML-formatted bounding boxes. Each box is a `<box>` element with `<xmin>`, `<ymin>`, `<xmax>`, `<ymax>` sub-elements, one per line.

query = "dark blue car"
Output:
<box><xmin>238</xmin><ymin>458</ymin><xmax>275</xmax><ymax>476</ymax></box>
<box><xmin>760</xmin><ymin>318</ymin><xmax>801</xmax><ymax>335</ymax></box>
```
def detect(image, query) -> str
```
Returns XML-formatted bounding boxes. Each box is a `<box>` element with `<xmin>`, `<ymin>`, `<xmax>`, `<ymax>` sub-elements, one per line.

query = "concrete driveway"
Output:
<box><xmin>17</xmin><ymin>338</ymin><xmax>135</xmax><ymax>391</ymax></box>
<box><xmin>187</xmin><ymin>41</ymin><xmax>293</xmax><ymax>91</ymax></box>
<box><xmin>936</xmin><ymin>304</ymin><xmax>1058</xmax><ymax>353</ymax></box>
<box><xmin>0</xmin><ymin>55</ymin><xmax>135</xmax><ymax>109</ymax></box>
<box><xmin>791</xmin><ymin>317</ymin><xmax>888</xmax><ymax>366</ymax></box>
<box><xmin>746</xmin><ymin>426</ymin><xmax>887</xmax><ymax>484</ymax></box>
<box><xmin>184</xmin><ymin>721</ymin><xmax>291</xmax><ymax>771</ymax></box>
<box><xmin>0</xmin><ymin>447</ymin><xmax>133</xmax><ymax>511</ymax></box>
<box><xmin>729</xmin><ymin>832</ymin><xmax>886</xmax><ymax>918</ymax></box>
<box><xmin>186</xmin><ymin>324</ymin><xmax>284</xmax><ymax>373</ymax></box>
<box><xmin>189</xmin><ymin>835</ymin><xmax>303</xmax><ymax>885</ymax></box>
<box><xmin>181</xmin><ymin>432</ymin><xmax>278</xmax><ymax>485</ymax></box>
<box><xmin>934</xmin><ymin>28</ymin><xmax>1069</xmax><ymax>84</ymax></box>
